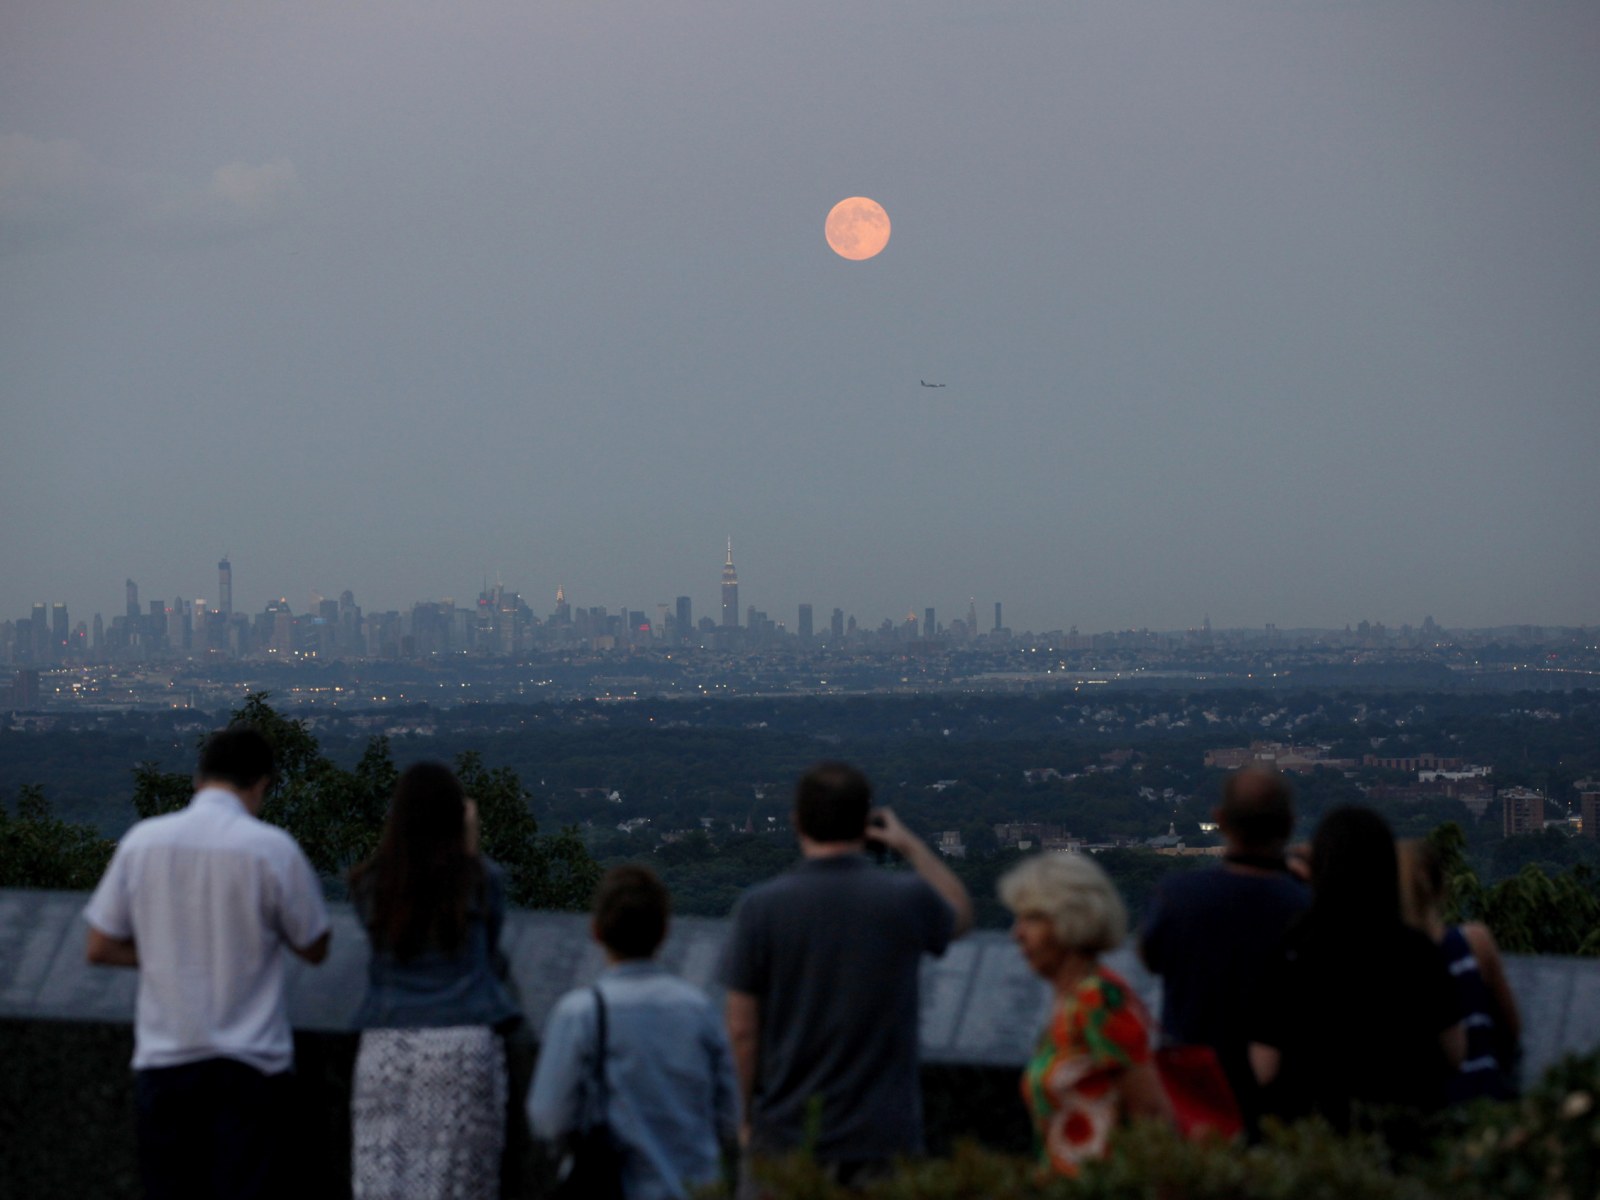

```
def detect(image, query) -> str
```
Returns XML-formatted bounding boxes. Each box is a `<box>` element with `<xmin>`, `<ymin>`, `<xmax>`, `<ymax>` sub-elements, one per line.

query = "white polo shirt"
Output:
<box><xmin>84</xmin><ymin>787</ymin><xmax>330</xmax><ymax>1074</ymax></box>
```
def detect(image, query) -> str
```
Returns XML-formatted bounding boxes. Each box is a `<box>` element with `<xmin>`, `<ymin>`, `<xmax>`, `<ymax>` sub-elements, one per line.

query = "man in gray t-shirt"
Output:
<box><xmin>720</xmin><ymin>762</ymin><xmax>972</xmax><ymax>1181</ymax></box>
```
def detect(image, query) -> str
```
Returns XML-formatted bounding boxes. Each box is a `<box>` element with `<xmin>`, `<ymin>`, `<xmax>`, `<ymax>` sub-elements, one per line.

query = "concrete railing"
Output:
<box><xmin>5</xmin><ymin>888</ymin><xmax>1598</xmax><ymax>1086</ymax></box>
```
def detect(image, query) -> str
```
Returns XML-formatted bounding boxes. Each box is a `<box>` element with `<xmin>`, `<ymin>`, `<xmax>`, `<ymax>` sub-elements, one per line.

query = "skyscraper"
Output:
<box><xmin>797</xmin><ymin>603</ymin><xmax>813</xmax><ymax>642</ymax></box>
<box><xmin>994</xmin><ymin>602</ymin><xmax>1003</xmax><ymax>633</ymax></box>
<box><xmin>721</xmin><ymin>539</ymin><xmax>739</xmax><ymax>628</ymax></box>
<box><xmin>675</xmin><ymin>596</ymin><xmax>693</xmax><ymax>643</ymax></box>
<box><xmin>51</xmin><ymin>603</ymin><xmax>69</xmax><ymax>654</ymax></box>
<box><xmin>30</xmin><ymin>604</ymin><xmax>48</xmax><ymax>661</ymax></box>
<box><xmin>126</xmin><ymin>579</ymin><xmax>140</xmax><ymax>620</ymax></box>
<box><xmin>218</xmin><ymin>557</ymin><xmax>232</xmax><ymax>618</ymax></box>
<box><xmin>924</xmin><ymin>607</ymin><xmax>936</xmax><ymax>639</ymax></box>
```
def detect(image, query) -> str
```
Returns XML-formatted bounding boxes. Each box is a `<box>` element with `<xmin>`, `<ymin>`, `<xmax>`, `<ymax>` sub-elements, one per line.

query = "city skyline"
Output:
<box><xmin>7</xmin><ymin>543</ymin><xmax>1595</xmax><ymax>644</ymax></box>
<box><xmin>4</xmin><ymin>1</ymin><xmax>1597</xmax><ymax>633</ymax></box>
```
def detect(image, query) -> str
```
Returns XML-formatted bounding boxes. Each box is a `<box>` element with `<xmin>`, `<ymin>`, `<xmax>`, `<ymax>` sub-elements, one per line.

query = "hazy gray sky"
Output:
<box><xmin>4</xmin><ymin>0</ymin><xmax>1597</xmax><ymax>634</ymax></box>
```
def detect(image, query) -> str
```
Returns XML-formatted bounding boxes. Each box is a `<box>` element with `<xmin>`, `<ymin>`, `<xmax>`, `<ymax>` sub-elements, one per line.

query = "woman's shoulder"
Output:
<box><xmin>1459</xmin><ymin>921</ymin><xmax>1500</xmax><ymax>958</ymax></box>
<box><xmin>1075</xmin><ymin>966</ymin><xmax>1154</xmax><ymax>1060</ymax></box>
<box><xmin>1085</xmin><ymin>966</ymin><xmax>1141</xmax><ymax>1008</ymax></box>
<box><xmin>549</xmin><ymin>984</ymin><xmax>604</xmax><ymax>1027</ymax></box>
<box><xmin>477</xmin><ymin>856</ymin><xmax>507</xmax><ymax>890</ymax></box>
<box><xmin>475</xmin><ymin>856</ymin><xmax>508</xmax><ymax>906</ymax></box>
<box><xmin>1064</xmin><ymin>967</ymin><xmax>1152</xmax><ymax>1030</ymax></box>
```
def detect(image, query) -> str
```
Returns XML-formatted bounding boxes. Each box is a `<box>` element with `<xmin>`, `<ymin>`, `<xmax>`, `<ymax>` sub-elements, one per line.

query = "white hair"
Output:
<box><xmin>998</xmin><ymin>852</ymin><xmax>1127</xmax><ymax>954</ymax></box>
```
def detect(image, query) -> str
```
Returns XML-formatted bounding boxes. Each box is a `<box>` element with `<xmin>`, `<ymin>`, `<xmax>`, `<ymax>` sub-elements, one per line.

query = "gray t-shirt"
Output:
<box><xmin>719</xmin><ymin>854</ymin><xmax>955</xmax><ymax>1161</ymax></box>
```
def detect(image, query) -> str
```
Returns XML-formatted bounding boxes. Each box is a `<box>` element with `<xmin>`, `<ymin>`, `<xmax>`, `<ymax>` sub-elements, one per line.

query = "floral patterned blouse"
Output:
<box><xmin>1021</xmin><ymin>966</ymin><xmax>1154</xmax><ymax>1175</ymax></box>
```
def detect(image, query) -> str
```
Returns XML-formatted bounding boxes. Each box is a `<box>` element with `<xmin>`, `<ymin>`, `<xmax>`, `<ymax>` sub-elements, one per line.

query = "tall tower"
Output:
<box><xmin>126</xmin><ymin>579</ymin><xmax>140</xmax><ymax>619</ymax></box>
<box><xmin>721</xmin><ymin>539</ymin><xmax>739</xmax><ymax>628</ymax></box>
<box><xmin>675</xmin><ymin>595</ymin><xmax>693</xmax><ymax>642</ymax></box>
<box><xmin>31</xmin><ymin>604</ymin><xmax>48</xmax><ymax>661</ymax></box>
<box><xmin>218</xmin><ymin>557</ymin><xmax>233</xmax><ymax>618</ymax></box>
<box><xmin>797</xmin><ymin>603</ymin><xmax>813</xmax><ymax>642</ymax></box>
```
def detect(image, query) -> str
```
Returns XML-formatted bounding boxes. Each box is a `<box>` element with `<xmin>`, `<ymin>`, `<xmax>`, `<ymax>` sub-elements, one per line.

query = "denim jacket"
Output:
<box><xmin>351</xmin><ymin>857</ymin><xmax>520</xmax><ymax>1030</ymax></box>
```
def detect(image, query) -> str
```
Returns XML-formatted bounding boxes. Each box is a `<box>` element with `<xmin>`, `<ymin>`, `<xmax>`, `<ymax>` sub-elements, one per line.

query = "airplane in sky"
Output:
<box><xmin>920</xmin><ymin>379</ymin><xmax>946</xmax><ymax>388</ymax></box>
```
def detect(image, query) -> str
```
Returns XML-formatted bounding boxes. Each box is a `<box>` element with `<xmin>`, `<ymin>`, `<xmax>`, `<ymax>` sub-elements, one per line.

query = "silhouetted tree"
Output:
<box><xmin>130</xmin><ymin>693</ymin><xmax>599</xmax><ymax>910</ymax></box>
<box><xmin>0</xmin><ymin>784</ymin><xmax>115</xmax><ymax>889</ymax></box>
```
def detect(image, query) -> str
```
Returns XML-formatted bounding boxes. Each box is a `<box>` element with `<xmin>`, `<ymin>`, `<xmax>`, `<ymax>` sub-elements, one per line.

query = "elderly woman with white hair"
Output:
<box><xmin>999</xmin><ymin>853</ymin><xmax>1172</xmax><ymax>1176</ymax></box>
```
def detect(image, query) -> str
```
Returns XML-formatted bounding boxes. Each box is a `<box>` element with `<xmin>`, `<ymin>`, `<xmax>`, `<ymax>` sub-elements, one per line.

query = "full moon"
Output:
<box><xmin>825</xmin><ymin>196</ymin><xmax>891</xmax><ymax>261</ymax></box>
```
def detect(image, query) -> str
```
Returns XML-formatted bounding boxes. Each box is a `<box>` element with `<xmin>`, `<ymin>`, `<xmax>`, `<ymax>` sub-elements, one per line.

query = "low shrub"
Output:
<box><xmin>727</xmin><ymin>1049</ymin><xmax>1600</xmax><ymax>1200</ymax></box>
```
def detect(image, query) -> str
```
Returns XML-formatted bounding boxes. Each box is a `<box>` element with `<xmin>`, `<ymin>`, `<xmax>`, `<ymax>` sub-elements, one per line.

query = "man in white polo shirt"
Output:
<box><xmin>84</xmin><ymin>725</ymin><xmax>331</xmax><ymax>1200</ymax></box>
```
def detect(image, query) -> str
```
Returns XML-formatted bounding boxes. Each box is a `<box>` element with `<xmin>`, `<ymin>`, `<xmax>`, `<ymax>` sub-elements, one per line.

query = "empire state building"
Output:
<box><xmin>721</xmin><ymin>539</ymin><xmax>739</xmax><ymax>629</ymax></box>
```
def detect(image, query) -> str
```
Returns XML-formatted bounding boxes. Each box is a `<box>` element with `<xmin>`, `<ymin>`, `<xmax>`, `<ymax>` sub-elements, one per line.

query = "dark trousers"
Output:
<box><xmin>135</xmin><ymin>1058</ymin><xmax>291</xmax><ymax>1200</ymax></box>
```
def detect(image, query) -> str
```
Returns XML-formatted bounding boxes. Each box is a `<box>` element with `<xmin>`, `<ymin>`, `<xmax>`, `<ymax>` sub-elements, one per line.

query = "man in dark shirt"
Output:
<box><xmin>1140</xmin><ymin>767</ymin><xmax>1309</xmax><ymax>1130</ymax></box>
<box><xmin>720</xmin><ymin>762</ymin><xmax>973</xmax><ymax>1187</ymax></box>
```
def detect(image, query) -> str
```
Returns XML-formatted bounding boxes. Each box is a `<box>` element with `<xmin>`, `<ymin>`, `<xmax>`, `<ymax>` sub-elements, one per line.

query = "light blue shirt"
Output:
<box><xmin>529</xmin><ymin>961</ymin><xmax>739</xmax><ymax>1200</ymax></box>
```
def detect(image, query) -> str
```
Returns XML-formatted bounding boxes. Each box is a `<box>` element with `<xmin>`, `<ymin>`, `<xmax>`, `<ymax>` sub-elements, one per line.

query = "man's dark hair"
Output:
<box><xmin>593</xmin><ymin>865</ymin><xmax>670</xmax><ymax>960</ymax></box>
<box><xmin>794</xmin><ymin>761</ymin><xmax>872</xmax><ymax>843</ymax></box>
<box><xmin>1218</xmin><ymin>768</ymin><xmax>1294</xmax><ymax>851</ymax></box>
<box><xmin>197</xmin><ymin>726</ymin><xmax>278</xmax><ymax>792</ymax></box>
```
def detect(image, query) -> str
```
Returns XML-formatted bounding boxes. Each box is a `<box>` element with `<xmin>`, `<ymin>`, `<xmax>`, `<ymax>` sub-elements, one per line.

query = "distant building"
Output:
<box><xmin>1368</xmin><ymin>775</ymin><xmax>1495</xmax><ymax>818</ymax></box>
<box><xmin>676</xmin><ymin>596</ymin><xmax>693</xmax><ymax>643</ymax></box>
<box><xmin>218</xmin><ymin>558</ymin><xmax>232</xmax><ymax>618</ymax></box>
<box><xmin>1501</xmin><ymin>787</ymin><xmax>1547</xmax><ymax>837</ymax></box>
<box><xmin>1204</xmin><ymin>741</ymin><xmax>1356</xmax><ymax>774</ymax></box>
<box><xmin>1146</xmin><ymin>822</ymin><xmax>1184</xmax><ymax>850</ymax></box>
<box><xmin>720</xmin><ymin>540</ymin><xmax>739</xmax><ymax>628</ymax></box>
<box><xmin>1363</xmin><ymin>753</ymin><xmax>1466</xmax><ymax>772</ymax></box>
<box><xmin>8</xmin><ymin>669</ymin><xmax>40</xmax><ymax>708</ymax></box>
<box><xmin>30</xmin><ymin>604</ymin><xmax>48</xmax><ymax>662</ymax></box>
<box><xmin>50</xmin><ymin>604</ymin><xmax>68</xmax><ymax>656</ymax></box>
<box><xmin>994</xmin><ymin>821</ymin><xmax>1080</xmax><ymax>853</ymax></box>
<box><xmin>797</xmin><ymin>603</ymin><xmax>813</xmax><ymax>642</ymax></box>
<box><xmin>1580</xmin><ymin>791</ymin><xmax>1599</xmax><ymax>840</ymax></box>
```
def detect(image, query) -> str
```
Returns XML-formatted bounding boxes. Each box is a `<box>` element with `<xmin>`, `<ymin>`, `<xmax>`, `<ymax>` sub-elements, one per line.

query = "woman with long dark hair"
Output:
<box><xmin>1248</xmin><ymin>806</ymin><xmax>1465</xmax><ymax>1132</ymax></box>
<box><xmin>348</xmin><ymin>762</ymin><xmax>520</xmax><ymax>1199</ymax></box>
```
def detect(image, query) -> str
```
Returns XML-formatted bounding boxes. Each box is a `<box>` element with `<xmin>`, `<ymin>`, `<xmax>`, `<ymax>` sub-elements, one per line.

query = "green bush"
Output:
<box><xmin>1432</xmin><ymin>1051</ymin><xmax>1600</xmax><ymax>1200</ymax></box>
<box><xmin>724</xmin><ymin>1049</ymin><xmax>1600</xmax><ymax>1200</ymax></box>
<box><xmin>4</xmin><ymin>1018</ymin><xmax>1595</xmax><ymax>1200</ymax></box>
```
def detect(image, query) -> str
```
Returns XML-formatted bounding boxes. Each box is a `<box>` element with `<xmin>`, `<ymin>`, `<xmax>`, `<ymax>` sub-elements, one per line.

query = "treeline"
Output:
<box><xmin>5</xmin><ymin>689</ymin><xmax>1600</xmax><ymax>946</ymax></box>
<box><xmin>1</xmin><ymin>695</ymin><xmax>597</xmax><ymax>911</ymax></box>
<box><xmin>10</xmin><ymin>687</ymin><xmax>1599</xmax><ymax>838</ymax></box>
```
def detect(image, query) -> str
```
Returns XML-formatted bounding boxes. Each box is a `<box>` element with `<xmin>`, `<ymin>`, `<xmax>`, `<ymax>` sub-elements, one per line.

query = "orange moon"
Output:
<box><xmin>825</xmin><ymin>196</ymin><xmax>891</xmax><ymax>261</ymax></box>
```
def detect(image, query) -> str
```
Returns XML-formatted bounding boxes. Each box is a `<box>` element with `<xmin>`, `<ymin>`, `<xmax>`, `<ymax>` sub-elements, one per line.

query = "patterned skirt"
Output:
<box><xmin>352</xmin><ymin>1025</ymin><xmax>507</xmax><ymax>1200</ymax></box>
